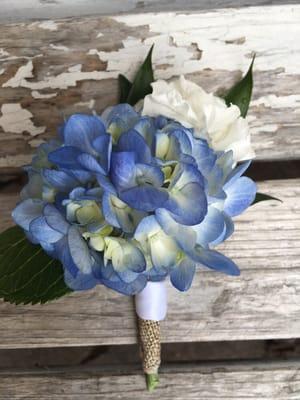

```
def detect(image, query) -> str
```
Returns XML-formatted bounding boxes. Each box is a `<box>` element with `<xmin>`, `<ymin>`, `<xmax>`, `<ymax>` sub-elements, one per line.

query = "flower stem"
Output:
<box><xmin>146</xmin><ymin>373</ymin><xmax>160</xmax><ymax>392</ymax></box>
<box><xmin>137</xmin><ymin>318</ymin><xmax>161</xmax><ymax>391</ymax></box>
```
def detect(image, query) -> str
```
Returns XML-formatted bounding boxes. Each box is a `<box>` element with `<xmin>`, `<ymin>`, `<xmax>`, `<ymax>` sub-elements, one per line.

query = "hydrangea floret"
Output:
<box><xmin>12</xmin><ymin>96</ymin><xmax>256</xmax><ymax>295</ymax></box>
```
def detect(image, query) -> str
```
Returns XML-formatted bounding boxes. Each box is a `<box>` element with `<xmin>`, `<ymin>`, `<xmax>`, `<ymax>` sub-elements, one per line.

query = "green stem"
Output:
<box><xmin>146</xmin><ymin>373</ymin><xmax>159</xmax><ymax>392</ymax></box>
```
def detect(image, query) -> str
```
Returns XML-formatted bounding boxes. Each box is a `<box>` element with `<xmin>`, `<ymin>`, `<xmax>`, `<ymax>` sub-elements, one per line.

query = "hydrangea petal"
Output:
<box><xmin>224</xmin><ymin>177</ymin><xmax>256</xmax><ymax>217</ymax></box>
<box><xmin>133</xmin><ymin>117</ymin><xmax>155</xmax><ymax>147</ymax></box>
<box><xmin>43</xmin><ymin>204</ymin><xmax>69</xmax><ymax>235</ymax></box>
<box><xmin>43</xmin><ymin>169</ymin><xmax>79</xmax><ymax>192</ymax></box>
<box><xmin>154</xmin><ymin>132</ymin><xmax>169</xmax><ymax>159</ymax></box>
<box><xmin>170</xmin><ymin>258</ymin><xmax>195</xmax><ymax>291</ymax></box>
<box><xmin>78</xmin><ymin>153</ymin><xmax>106</xmax><ymax>174</ymax></box>
<box><xmin>103</xmin><ymin>193</ymin><xmax>145</xmax><ymax>233</ymax></box>
<box><xmin>105</xmin><ymin>237</ymin><xmax>146</xmax><ymax>274</ymax></box>
<box><xmin>29</xmin><ymin>216</ymin><xmax>63</xmax><ymax>243</ymax></box>
<box><xmin>190</xmin><ymin>247</ymin><xmax>240</xmax><ymax>276</ymax></box>
<box><xmin>12</xmin><ymin>199</ymin><xmax>44</xmax><ymax>230</ymax></box>
<box><xmin>110</xmin><ymin>151</ymin><xmax>136</xmax><ymax>191</ymax></box>
<box><xmin>224</xmin><ymin>160</ymin><xmax>251</xmax><ymax>189</ymax></box>
<box><xmin>134</xmin><ymin>215</ymin><xmax>161</xmax><ymax>244</ymax></box>
<box><xmin>70</xmin><ymin>169</ymin><xmax>93</xmax><ymax>185</ymax></box>
<box><xmin>155</xmin><ymin>208</ymin><xmax>197</xmax><ymax>252</ymax></box>
<box><xmin>96</xmin><ymin>173</ymin><xmax>117</xmax><ymax>195</ymax></box>
<box><xmin>64</xmin><ymin>269</ymin><xmax>99</xmax><ymax>291</ymax></box>
<box><xmin>166</xmin><ymin>182</ymin><xmax>207</xmax><ymax>225</ymax></box>
<box><xmin>54</xmin><ymin>236</ymin><xmax>99</xmax><ymax>291</ymax></box>
<box><xmin>169</xmin><ymin>163</ymin><xmax>204</xmax><ymax>191</ymax></box>
<box><xmin>136</xmin><ymin>163</ymin><xmax>164</xmax><ymax>187</ymax></box>
<box><xmin>92</xmin><ymin>134</ymin><xmax>112</xmax><ymax>172</ymax></box>
<box><xmin>102</xmin><ymin>193</ymin><xmax>120</xmax><ymax>228</ymax></box>
<box><xmin>48</xmin><ymin>146</ymin><xmax>82</xmax><ymax>169</ymax></box>
<box><xmin>170</xmin><ymin>128</ymin><xmax>193</xmax><ymax>155</ymax></box>
<box><xmin>117</xmin><ymin>129</ymin><xmax>152</xmax><ymax>164</ymax></box>
<box><xmin>193</xmin><ymin>139</ymin><xmax>217</xmax><ymax>175</ymax></box>
<box><xmin>64</xmin><ymin>114</ymin><xmax>106</xmax><ymax>154</ymax></box>
<box><xmin>102</xmin><ymin>274</ymin><xmax>147</xmax><ymax>296</ymax></box>
<box><xmin>193</xmin><ymin>206</ymin><xmax>225</xmax><ymax>246</ymax></box>
<box><xmin>20</xmin><ymin>172</ymin><xmax>43</xmax><ymax>200</ymax></box>
<box><xmin>101</xmin><ymin>104</ymin><xmax>139</xmax><ymax>131</ymax></box>
<box><xmin>150</xmin><ymin>233</ymin><xmax>178</xmax><ymax>270</ymax></box>
<box><xmin>146</xmin><ymin>266</ymin><xmax>168</xmax><ymax>282</ymax></box>
<box><xmin>67</xmin><ymin>226</ymin><xmax>94</xmax><ymax>274</ymax></box>
<box><xmin>121</xmin><ymin>185</ymin><xmax>168</xmax><ymax>212</ymax></box>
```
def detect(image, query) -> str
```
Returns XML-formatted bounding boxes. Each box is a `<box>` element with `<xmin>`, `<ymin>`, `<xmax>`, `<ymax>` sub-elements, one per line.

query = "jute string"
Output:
<box><xmin>138</xmin><ymin>317</ymin><xmax>161</xmax><ymax>374</ymax></box>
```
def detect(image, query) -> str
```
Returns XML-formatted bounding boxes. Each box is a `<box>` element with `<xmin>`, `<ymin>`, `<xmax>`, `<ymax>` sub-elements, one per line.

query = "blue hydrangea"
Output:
<box><xmin>12</xmin><ymin>104</ymin><xmax>256</xmax><ymax>295</ymax></box>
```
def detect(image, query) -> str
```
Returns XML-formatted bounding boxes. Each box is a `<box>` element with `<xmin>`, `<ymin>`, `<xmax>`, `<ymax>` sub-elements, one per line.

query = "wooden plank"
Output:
<box><xmin>0</xmin><ymin>179</ymin><xmax>299</xmax><ymax>348</ymax></box>
<box><xmin>0</xmin><ymin>5</ymin><xmax>300</xmax><ymax>169</ymax></box>
<box><xmin>1</xmin><ymin>1</ymin><xmax>299</xmax><ymax>22</ymax></box>
<box><xmin>0</xmin><ymin>361</ymin><xmax>300</xmax><ymax>399</ymax></box>
<box><xmin>2</xmin><ymin>340</ymin><xmax>299</xmax><ymax>368</ymax></box>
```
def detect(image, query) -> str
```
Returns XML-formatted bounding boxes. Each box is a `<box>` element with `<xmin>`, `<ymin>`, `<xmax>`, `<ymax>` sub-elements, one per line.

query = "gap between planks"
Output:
<box><xmin>0</xmin><ymin>360</ymin><xmax>300</xmax><ymax>399</ymax></box>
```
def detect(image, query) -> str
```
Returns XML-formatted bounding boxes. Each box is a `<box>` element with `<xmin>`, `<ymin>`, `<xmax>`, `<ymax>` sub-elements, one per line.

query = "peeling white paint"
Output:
<box><xmin>0</xmin><ymin>103</ymin><xmax>45</xmax><ymax>136</ymax></box>
<box><xmin>0</xmin><ymin>154</ymin><xmax>32</xmax><ymax>168</ymax></box>
<box><xmin>114</xmin><ymin>6</ymin><xmax>300</xmax><ymax>75</ymax></box>
<box><xmin>3</xmin><ymin>59</ymin><xmax>116</xmax><ymax>90</ymax></box>
<box><xmin>31</xmin><ymin>90</ymin><xmax>57</xmax><ymax>99</ymax></box>
<box><xmin>68</xmin><ymin>64</ymin><xmax>82</xmax><ymax>73</ymax></box>
<box><xmin>0</xmin><ymin>48</ymin><xmax>9</xmax><ymax>58</ymax></box>
<box><xmin>250</xmin><ymin>124</ymin><xmax>279</xmax><ymax>135</ymax></box>
<box><xmin>50</xmin><ymin>43</ymin><xmax>70</xmax><ymax>52</ymax></box>
<box><xmin>252</xmin><ymin>95</ymin><xmax>300</xmax><ymax>109</ymax></box>
<box><xmin>29</xmin><ymin>138</ymin><xmax>45</xmax><ymax>147</ymax></box>
<box><xmin>75</xmin><ymin>99</ymin><xmax>95</xmax><ymax>109</ymax></box>
<box><xmin>246</xmin><ymin>115</ymin><xmax>278</xmax><ymax>136</ymax></box>
<box><xmin>95</xmin><ymin>35</ymin><xmax>198</xmax><ymax>80</ymax></box>
<box><xmin>0</xmin><ymin>68</ymin><xmax>5</xmax><ymax>75</ymax></box>
<box><xmin>3</xmin><ymin>60</ymin><xmax>33</xmax><ymax>88</ymax></box>
<box><xmin>96</xmin><ymin>32</ymin><xmax>104</xmax><ymax>38</ymax></box>
<box><xmin>2</xmin><ymin>5</ymin><xmax>300</xmax><ymax>94</ymax></box>
<box><xmin>38</xmin><ymin>20</ymin><xmax>58</xmax><ymax>31</ymax></box>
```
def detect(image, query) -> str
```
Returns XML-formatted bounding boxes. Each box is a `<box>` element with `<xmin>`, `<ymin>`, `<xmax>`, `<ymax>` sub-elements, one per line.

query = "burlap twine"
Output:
<box><xmin>138</xmin><ymin>317</ymin><xmax>161</xmax><ymax>374</ymax></box>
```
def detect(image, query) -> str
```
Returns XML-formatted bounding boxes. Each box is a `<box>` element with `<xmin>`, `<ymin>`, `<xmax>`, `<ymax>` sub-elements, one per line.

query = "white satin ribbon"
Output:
<box><xmin>135</xmin><ymin>280</ymin><xmax>167</xmax><ymax>321</ymax></box>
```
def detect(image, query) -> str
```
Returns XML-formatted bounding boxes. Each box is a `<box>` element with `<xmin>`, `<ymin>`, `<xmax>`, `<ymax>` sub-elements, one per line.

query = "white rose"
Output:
<box><xmin>142</xmin><ymin>75</ymin><xmax>255</xmax><ymax>162</ymax></box>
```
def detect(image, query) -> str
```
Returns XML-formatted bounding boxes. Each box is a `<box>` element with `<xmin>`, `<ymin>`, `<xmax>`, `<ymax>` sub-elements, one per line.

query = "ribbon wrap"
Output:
<box><xmin>135</xmin><ymin>281</ymin><xmax>167</xmax><ymax>321</ymax></box>
<box><xmin>135</xmin><ymin>281</ymin><xmax>167</xmax><ymax>390</ymax></box>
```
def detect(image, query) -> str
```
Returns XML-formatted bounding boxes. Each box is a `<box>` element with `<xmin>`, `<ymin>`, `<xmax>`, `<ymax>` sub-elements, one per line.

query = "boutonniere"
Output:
<box><xmin>0</xmin><ymin>46</ymin><xmax>279</xmax><ymax>391</ymax></box>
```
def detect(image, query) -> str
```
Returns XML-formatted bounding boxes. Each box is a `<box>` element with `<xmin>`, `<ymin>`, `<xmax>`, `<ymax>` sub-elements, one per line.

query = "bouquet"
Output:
<box><xmin>0</xmin><ymin>46</ymin><xmax>276</xmax><ymax>391</ymax></box>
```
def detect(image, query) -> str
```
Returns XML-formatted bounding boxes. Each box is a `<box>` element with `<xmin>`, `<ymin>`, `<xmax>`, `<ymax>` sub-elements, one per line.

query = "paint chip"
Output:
<box><xmin>0</xmin><ymin>103</ymin><xmax>45</xmax><ymax>136</ymax></box>
<box><xmin>31</xmin><ymin>90</ymin><xmax>57</xmax><ymax>99</ymax></box>
<box><xmin>38</xmin><ymin>21</ymin><xmax>58</xmax><ymax>31</ymax></box>
<box><xmin>3</xmin><ymin>60</ymin><xmax>33</xmax><ymax>88</ymax></box>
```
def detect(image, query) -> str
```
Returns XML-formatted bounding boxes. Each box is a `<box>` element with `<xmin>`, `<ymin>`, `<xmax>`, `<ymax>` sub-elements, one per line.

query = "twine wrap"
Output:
<box><xmin>138</xmin><ymin>317</ymin><xmax>161</xmax><ymax>374</ymax></box>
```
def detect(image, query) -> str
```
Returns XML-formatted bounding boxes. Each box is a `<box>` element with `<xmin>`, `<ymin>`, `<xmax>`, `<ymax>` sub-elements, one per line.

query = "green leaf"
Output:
<box><xmin>224</xmin><ymin>56</ymin><xmax>255</xmax><ymax>117</ymax></box>
<box><xmin>251</xmin><ymin>192</ymin><xmax>282</xmax><ymax>205</ymax></box>
<box><xmin>0</xmin><ymin>226</ymin><xmax>72</xmax><ymax>305</ymax></box>
<box><xmin>126</xmin><ymin>45</ymin><xmax>154</xmax><ymax>106</ymax></box>
<box><xmin>118</xmin><ymin>74</ymin><xmax>132</xmax><ymax>103</ymax></box>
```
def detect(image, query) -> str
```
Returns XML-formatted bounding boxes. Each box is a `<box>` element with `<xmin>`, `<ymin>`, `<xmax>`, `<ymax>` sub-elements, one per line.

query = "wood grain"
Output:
<box><xmin>1</xmin><ymin>0</ymin><xmax>299</xmax><ymax>22</ymax></box>
<box><xmin>0</xmin><ymin>361</ymin><xmax>300</xmax><ymax>399</ymax></box>
<box><xmin>0</xmin><ymin>5</ymin><xmax>300</xmax><ymax>170</ymax></box>
<box><xmin>0</xmin><ymin>179</ymin><xmax>299</xmax><ymax>348</ymax></box>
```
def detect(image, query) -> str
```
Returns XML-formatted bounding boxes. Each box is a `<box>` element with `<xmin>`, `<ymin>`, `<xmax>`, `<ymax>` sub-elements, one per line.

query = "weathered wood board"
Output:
<box><xmin>1</xmin><ymin>0</ymin><xmax>299</xmax><ymax>22</ymax></box>
<box><xmin>0</xmin><ymin>179</ymin><xmax>299</xmax><ymax>348</ymax></box>
<box><xmin>1</xmin><ymin>361</ymin><xmax>300</xmax><ymax>399</ymax></box>
<box><xmin>0</xmin><ymin>4</ymin><xmax>300</xmax><ymax>170</ymax></box>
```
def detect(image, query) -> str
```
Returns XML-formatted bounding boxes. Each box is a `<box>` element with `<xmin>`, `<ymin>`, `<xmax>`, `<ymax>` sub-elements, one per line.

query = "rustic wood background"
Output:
<box><xmin>1</xmin><ymin>0</ymin><xmax>299</xmax><ymax>22</ymax></box>
<box><xmin>0</xmin><ymin>2</ymin><xmax>300</xmax><ymax>399</ymax></box>
<box><xmin>0</xmin><ymin>4</ymin><xmax>300</xmax><ymax>171</ymax></box>
<box><xmin>0</xmin><ymin>179</ymin><xmax>299</xmax><ymax>347</ymax></box>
